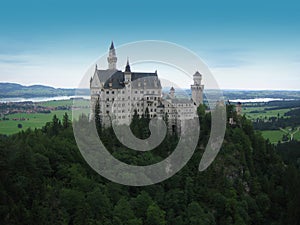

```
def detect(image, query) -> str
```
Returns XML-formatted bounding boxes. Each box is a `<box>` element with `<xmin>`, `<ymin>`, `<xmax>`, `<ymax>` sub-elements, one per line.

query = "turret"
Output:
<box><xmin>124</xmin><ymin>58</ymin><xmax>131</xmax><ymax>83</ymax></box>
<box><xmin>169</xmin><ymin>87</ymin><xmax>175</xmax><ymax>99</ymax></box>
<box><xmin>193</xmin><ymin>71</ymin><xmax>202</xmax><ymax>85</ymax></box>
<box><xmin>236</xmin><ymin>102</ymin><xmax>242</xmax><ymax>115</ymax></box>
<box><xmin>191</xmin><ymin>71</ymin><xmax>204</xmax><ymax>107</ymax></box>
<box><xmin>107</xmin><ymin>41</ymin><xmax>117</xmax><ymax>70</ymax></box>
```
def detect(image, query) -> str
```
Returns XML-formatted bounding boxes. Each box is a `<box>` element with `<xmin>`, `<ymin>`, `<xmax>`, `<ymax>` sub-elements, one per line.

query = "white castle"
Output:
<box><xmin>90</xmin><ymin>42</ymin><xmax>204</xmax><ymax>133</ymax></box>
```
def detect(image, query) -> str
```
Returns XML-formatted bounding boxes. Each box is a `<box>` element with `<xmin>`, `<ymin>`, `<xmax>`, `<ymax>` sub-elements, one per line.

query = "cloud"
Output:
<box><xmin>0</xmin><ymin>54</ymin><xmax>33</xmax><ymax>65</ymax></box>
<box><xmin>199</xmin><ymin>48</ymin><xmax>252</xmax><ymax>69</ymax></box>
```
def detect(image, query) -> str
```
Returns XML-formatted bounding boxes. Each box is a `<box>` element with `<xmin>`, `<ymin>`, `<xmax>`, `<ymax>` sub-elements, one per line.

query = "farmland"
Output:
<box><xmin>0</xmin><ymin>99</ymin><xmax>90</xmax><ymax>135</ymax></box>
<box><xmin>242</xmin><ymin>101</ymin><xmax>300</xmax><ymax>144</ymax></box>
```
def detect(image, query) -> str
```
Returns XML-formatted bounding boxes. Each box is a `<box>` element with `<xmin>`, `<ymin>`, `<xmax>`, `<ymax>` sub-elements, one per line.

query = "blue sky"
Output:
<box><xmin>0</xmin><ymin>0</ymin><xmax>300</xmax><ymax>89</ymax></box>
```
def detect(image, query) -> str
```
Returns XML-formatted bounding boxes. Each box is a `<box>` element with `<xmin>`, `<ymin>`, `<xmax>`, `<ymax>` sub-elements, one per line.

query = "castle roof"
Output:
<box><xmin>125</xmin><ymin>59</ymin><xmax>131</xmax><ymax>72</ymax></box>
<box><xmin>193</xmin><ymin>71</ymin><xmax>202</xmax><ymax>77</ymax></box>
<box><xmin>94</xmin><ymin>69</ymin><xmax>161</xmax><ymax>89</ymax></box>
<box><xmin>109</xmin><ymin>41</ymin><xmax>115</xmax><ymax>50</ymax></box>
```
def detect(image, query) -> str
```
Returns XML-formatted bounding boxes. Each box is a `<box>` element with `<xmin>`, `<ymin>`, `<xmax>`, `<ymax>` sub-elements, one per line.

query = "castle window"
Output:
<box><xmin>140</xmin><ymin>91</ymin><xmax>144</xmax><ymax>94</ymax></box>
<box><xmin>106</xmin><ymin>98</ymin><xmax>109</xmax><ymax>101</ymax></box>
<box><xmin>122</xmin><ymin>98</ymin><xmax>125</xmax><ymax>101</ymax></box>
<box><xmin>152</xmin><ymin>91</ymin><xmax>155</xmax><ymax>94</ymax></box>
<box><xmin>135</xmin><ymin>91</ymin><xmax>138</xmax><ymax>94</ymax></box>
<box><xmin>106</xmin><ymin>91</ymin><xmax>109</xmax><ymax>94</ymax></box>
<box><xmin>154</xmin><ymin>109</ymin><xmax>156</xmax><ymax>112</ymax></box>
<box><xmin>112</xmin><ymin>91</ymin><xmax>114</xmax><ymax>94</ymax></box>
<box><xmin>122</xmin><ymin>91</ymin><xmax>125</xmax><ymax>94</ymax></box>
<box><xmin>106</xmin><ymin>110</ymin><xmax>109</xmax><ymax>114</ymax></box>
<box><xmin>112</xmin><ymin>98</ymin><xmax>114</xmax><ymax>101</ymax></box>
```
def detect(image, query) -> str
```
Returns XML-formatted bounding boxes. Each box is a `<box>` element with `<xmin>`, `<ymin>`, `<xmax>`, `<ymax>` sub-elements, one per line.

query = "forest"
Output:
<box><xmin>0</xmin><ymin>106</ymin><xmax>300</xmax><ymax>225</ymax></box>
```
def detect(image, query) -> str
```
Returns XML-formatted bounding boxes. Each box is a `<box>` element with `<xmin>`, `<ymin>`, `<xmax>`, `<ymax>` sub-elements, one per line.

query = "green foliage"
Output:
<box><xmin>0</xmin><ymin>111</ymin><xmax>299</xmax><ymax>225</ymax></box>
<box><xmin>146</xmin><ymin>203</ymin><xmax>166</xmax><ymax>225</ymax></box>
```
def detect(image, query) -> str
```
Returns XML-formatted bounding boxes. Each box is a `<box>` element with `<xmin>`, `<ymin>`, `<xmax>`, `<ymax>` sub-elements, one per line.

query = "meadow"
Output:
<box><xmin>2</xmin><ymin>99</ymin><xmax>300</xmax><ymax>145</ymax></box>
<box><xmin>243</xmin><ymin>103</ymin><xmax>300</xmax><ymax>144</ymax></box>
<box><xmin>261</xmin><ymin>130</ymin><xmax>285</xmax><ymax>144</ymax></box>
<box><xmin>0</xmin><ymin>99</ymin><xmax>90</xmax><ymax>135</ymax></box>
<box><xmin>243</xmin><ymin>106</ymin><xmax>291</xmax><ymax>120</ymax></box>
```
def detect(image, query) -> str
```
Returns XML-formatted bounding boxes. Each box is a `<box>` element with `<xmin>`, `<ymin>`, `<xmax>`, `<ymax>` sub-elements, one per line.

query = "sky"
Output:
<box><xmin>0</xmin><ymin>0</ymin><xmax>300</xmax><ymax>90</ymax></box>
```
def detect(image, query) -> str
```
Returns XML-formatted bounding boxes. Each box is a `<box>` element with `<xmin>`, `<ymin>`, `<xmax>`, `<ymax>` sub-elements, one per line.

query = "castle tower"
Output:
<box><xmin>124</xmin><ymin>58</ymin><xmax>131</xmax><ymax>83</ymax></box>
<box><xmin>169</xmin><ymin>87</ymin><xmax>175</xmax><ymax>99</ymax></box>
<box><xmin>107</xmin><ymin>41</ymin><xmax>117</xmax><ymax>70</ymax></box>
<box><xmin>191</xmin><ymin>71</ymin><xmax>204</xmax><ymax>107</ymax></box>
<box><xmin>236</xmin><ymin>102</ymin><xmax>242</xmax><ymax>115</ymax></box>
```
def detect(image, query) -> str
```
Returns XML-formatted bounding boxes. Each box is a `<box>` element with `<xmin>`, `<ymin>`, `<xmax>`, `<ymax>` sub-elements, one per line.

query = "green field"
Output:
<box><xmin>241</xmin><ymin>104</ymin><xmax>300</xmax><ymax>144</ymax></box>
<box><xmin>243</xmin><ymin>107</ymin><xmax>291</xmax><ymax>120</ymax></box>
<box><xmin>0</xmin><ymin>99</ymin><xmax>90</xmax><ymax>135</ymax></box>
<box><xmin>293</xmin><ymin>131</ymin><xmax>300</xmax><ymax>140</ymax></box>
<box><xmin>37</xmin><ymin>99</ymin><xmax>89</xmax><ymax>108</ymax></box>
<box><xmin>261</xmin><ymin>130</ymin><xmax>285</xmax><ymax>144</ymax></box>
<box><xmin>261</xmin><ymin>128</ymin><xmax>300</xmax><ymax>144</ymax></box>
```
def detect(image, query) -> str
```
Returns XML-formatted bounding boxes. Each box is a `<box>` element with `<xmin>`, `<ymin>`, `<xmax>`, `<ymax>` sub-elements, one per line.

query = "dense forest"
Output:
<box><xmin>1</xmin><ymin>106</ymin><xmax>300</xmax><ymax>225</ymax></box>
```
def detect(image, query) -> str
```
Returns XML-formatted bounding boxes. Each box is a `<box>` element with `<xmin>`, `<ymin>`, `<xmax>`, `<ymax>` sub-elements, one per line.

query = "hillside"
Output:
<box><xmin>0</xmin><ymin>106</ymin><xmax>300</xmax><ymax>224</ymax></box>
<box><xmin>0</xmin><ymin>83</ymin><xmax>89</xmax><ymax>98</ymax></box>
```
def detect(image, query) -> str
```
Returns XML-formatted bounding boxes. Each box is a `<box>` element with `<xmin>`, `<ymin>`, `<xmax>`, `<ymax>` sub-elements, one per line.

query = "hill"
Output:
<box><xmin>0</xmin><ymin>106</ymin><xmax>300</xmax><ymax>224</ymax></box>
<box><xmin>0</xmin><ymin>83</ymin><xmax>89</xmax><ymax>98</ymax></box>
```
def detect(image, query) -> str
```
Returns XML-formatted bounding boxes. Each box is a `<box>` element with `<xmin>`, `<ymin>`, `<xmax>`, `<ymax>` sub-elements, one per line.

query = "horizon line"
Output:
<box><xmin>1</xmin><ymin>82</ymin><xmax>300</xmax><ymax>92</ymax></box>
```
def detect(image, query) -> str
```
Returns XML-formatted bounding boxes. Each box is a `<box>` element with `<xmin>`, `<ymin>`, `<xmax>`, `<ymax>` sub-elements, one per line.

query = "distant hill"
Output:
<box><xmin>0</xmin><ymin>83</ymin><xmax>89</xmax><ymax>98</ymax></box>
<box><xmin>1</xmin><ymin>82</ymin><xmax>300</xmax><ymax>100</ymax></box>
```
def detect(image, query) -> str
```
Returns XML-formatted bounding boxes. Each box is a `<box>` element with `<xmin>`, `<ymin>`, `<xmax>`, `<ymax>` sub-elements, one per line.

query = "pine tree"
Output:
<box><xmin>94</xmin><ymin>96</ymin><xmax>101</xmax><ymax>134</ymax></box>
<box><xmin>62</xmin><ymin>112</ymin><xmax>70</xmax><ymax>129</ymax></box>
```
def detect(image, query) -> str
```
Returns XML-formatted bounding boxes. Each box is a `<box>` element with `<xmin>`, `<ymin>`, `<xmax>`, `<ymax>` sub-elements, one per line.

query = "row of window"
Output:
<box><xmin>104</xmin><ymin>96</ymin><xmax>159</xmax><ymax>102</ymax></box>
<box><xmin>105</xmin><ymin>90</ymin><xmax>160</xmax><ymax>95</ymax></box>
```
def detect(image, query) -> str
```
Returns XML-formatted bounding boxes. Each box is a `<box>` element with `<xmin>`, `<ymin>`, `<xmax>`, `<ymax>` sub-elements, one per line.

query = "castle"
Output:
<box><xmin>90</xmin><ymin>42</ymin><xmax>204</xmax><ymax>133</ymax></box>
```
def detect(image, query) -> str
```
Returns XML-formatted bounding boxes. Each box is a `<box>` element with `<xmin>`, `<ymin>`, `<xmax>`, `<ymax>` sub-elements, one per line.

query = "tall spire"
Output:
<box><xmin>125</xmin><ymin>57</ymin><xmax>131</xmax><ymax>72</ymax></box>
<box><xmin>107</xmin><ymin>41</ymin><xmax>117</xmax><ymax>70</ymax></box>
<box><xmin>110</xmin><ymin>41</ymin><xmax>114</xmax><ymax>50</ymax></box>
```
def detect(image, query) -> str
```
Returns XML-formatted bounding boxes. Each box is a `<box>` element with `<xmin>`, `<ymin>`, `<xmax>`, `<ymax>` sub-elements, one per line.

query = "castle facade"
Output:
<box><xmin>90</xmin><ymin>42</ymin><xmax>204</xmax><ymax>133</ymax></box>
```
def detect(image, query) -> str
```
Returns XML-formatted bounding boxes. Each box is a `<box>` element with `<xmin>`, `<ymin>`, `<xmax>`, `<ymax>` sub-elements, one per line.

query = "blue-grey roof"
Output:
<box><xmin>110</xmin><ymin>41</ymin><xmax>114</xmax><ymax>50</ymax></box>
<box><xmin>94</xmin><ymin>69</ymin><xmax>161</xmax><ymax>89</ymax></box>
